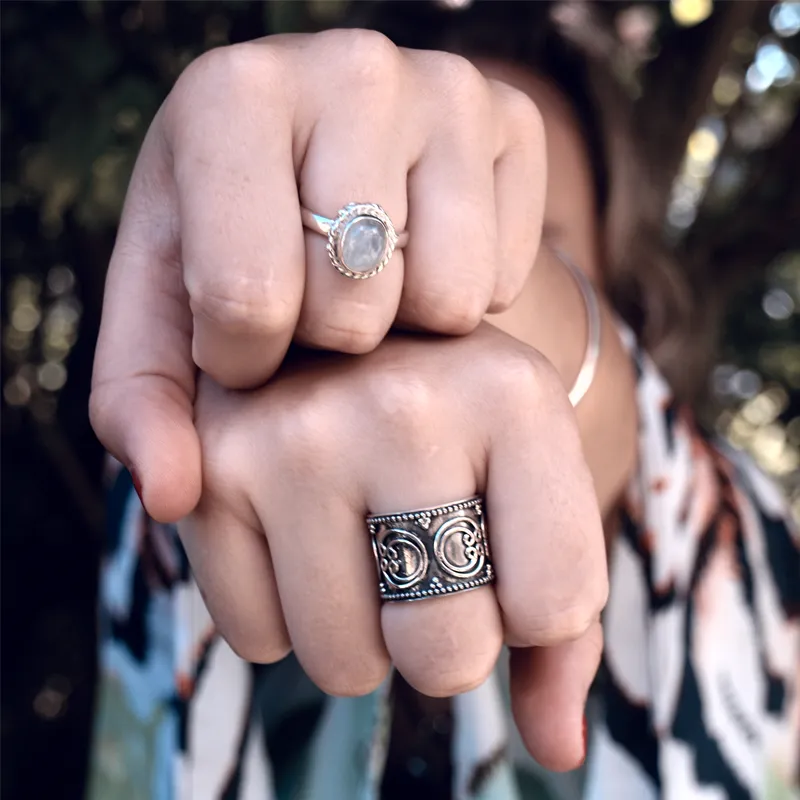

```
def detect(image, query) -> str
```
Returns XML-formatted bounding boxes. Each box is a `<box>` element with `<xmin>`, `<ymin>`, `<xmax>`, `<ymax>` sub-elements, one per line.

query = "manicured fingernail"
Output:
<box><xmin>130</xmin><ymin>468</ymin><xmax>144</xmax><ymax>505</ymax></box>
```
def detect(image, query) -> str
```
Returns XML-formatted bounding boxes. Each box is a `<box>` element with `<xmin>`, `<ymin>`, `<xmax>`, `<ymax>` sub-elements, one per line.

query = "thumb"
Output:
<box><xmin>91</xmin><ymin>375</ymin><xmax>201</xmax><ymax>523</ymax></box>
<box><xmin>509</xmin><ymin>620</ymin><xmax>603</xmax><ymax>772</ymax></box>
<box><xmin>91</xmin><ymin>111</ymin><xmax>201</xmax><ymax>523</ymax></box>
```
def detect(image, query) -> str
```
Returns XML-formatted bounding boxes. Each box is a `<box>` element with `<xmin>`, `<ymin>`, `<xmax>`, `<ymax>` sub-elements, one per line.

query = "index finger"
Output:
<box><xmin>165</xmin><ymin>45</ymin><xmax>305</xmax><ymax>389</ymax></box>
<box><xmin>483</xmin><ymin>349</ymin><xmax>608</xmax><ymax>647</ymax></box>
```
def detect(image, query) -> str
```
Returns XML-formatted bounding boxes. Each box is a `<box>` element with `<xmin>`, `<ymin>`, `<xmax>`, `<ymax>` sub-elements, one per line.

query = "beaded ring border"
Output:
<box><xmin>367</xmin><ymin>496</ymin><xmax>494</xmax><ymax>602</ymax></box>
<box><xmin>301</xmin><ymin>202</ymin><xmax>408</xmax><ymax>280</ymax></box>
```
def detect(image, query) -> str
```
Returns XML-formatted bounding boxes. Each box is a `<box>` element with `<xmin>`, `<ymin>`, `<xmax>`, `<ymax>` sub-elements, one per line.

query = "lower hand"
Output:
<box><xmin>182</xmin><ymin>324</ymin><xmax>607</xmax><ymax>771</ymax></box>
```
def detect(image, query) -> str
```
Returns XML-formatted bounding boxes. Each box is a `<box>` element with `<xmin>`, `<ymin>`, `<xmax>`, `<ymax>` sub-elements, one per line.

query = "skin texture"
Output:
<box><xmin>90</xmin><ymin>30</ymin><xmax>547</xmax><ymax>522</ymax></box>
<box><xmin>184</xmin><ymin>326</ymin><xmax>608</xmax><ymax>773</ymax></box>
<box><xmin>484</xmin><ymin>60</ymin><xmax>638</xmax><ymax>517</ymax></box>
<box><xmin>90</xmin><ymin>32</ymin><xmax>639</xmax><ymax>772</ymax></box>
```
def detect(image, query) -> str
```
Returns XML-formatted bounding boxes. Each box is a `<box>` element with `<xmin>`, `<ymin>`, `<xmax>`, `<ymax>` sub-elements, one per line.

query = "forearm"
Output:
<box><xmin>488</xmin><ymin>244</ymin><xmax>638</xmax><ymax>517</ymax></box>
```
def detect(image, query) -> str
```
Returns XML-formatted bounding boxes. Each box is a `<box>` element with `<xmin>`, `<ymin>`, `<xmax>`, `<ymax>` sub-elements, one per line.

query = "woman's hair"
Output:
<box><xmin>337</xmin><ymin>1</ymin><xmax>695</xmax><ymax>390</ymax></box>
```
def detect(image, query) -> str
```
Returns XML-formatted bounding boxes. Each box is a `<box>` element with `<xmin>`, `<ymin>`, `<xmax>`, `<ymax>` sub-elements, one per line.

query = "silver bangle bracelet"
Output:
<box><xmin>553</xmin><ymin>249</ymin><xmax>602</xmax><ymax>408</ymax></box>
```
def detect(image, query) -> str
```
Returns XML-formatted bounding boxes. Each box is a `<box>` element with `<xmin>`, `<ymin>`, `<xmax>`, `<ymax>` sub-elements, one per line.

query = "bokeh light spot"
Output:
<box><xmin>4</xmin><ymin>374</ymin><xmax>32</xmax><ymax>406</ymax></box>
<box><xmin>32</xmin><ymin>675</ymin><xmax>72</xmax><ymax>721</ymax></box>
<box><xmin>770</xmin><ymin>2</ymin><xmax>800</xmax><ymax>38</ymax></box>
<box><xmin>11</xmin><ymin>303</ymin><xmax>41</xmax><ymax>333</ymax></box>
<box><xmin>46</xmin><ymin>265</ymin><xmax>75</xmax><ymax>296</ymax></box>
<box><xmin>713</xmin><ymin>72</ymin><xmax>743</xmax><ymax>107</ymax></box>
<box><xmin>762</xmin><ymin>287</ymin><xmax>795</xmax><ymax>320</ymax></box>
<box><xmin>38</xmin><ymin>362</ymin><xmax>68</xmax><ymax>392</ymax></box>
<box><xmin>731</xmin><ymin>369</ymin><xmax>762</xmax><ymax>399</ymax></box>
<box><xmin>671</xmin><ymin>0</ymin><xmax>713</xmax><ymax>28</ymax></box>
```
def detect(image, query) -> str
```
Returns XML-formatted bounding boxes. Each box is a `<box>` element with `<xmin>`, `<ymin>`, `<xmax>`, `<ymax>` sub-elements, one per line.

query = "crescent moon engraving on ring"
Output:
<box><xmin>377</xmin><ymin>529</ymin><xmax>429</xmax><ymax>589</ymax></box>
<box><xmin>433</xmin><ymin>517</ymin><xmax>485</xmax><ymax>579</ymax></box>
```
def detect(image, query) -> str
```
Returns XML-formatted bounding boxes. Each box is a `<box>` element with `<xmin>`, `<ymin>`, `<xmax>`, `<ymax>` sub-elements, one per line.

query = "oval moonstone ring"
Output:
<box><xmin>300</xmin><ymin>202</ymin><xmax>408</xmax><ymax>279</ymax></box>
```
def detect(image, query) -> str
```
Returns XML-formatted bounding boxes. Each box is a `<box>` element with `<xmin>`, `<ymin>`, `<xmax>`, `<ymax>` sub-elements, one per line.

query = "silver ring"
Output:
<box><xmin>301</xmin><ymin>202</ymin><xmax>408</xmax><ymax>280</ymax></box>
<box><xmin>367</xmin><ymin>496</ymin><xmax>495</xmax><ymax>602</ymax></box>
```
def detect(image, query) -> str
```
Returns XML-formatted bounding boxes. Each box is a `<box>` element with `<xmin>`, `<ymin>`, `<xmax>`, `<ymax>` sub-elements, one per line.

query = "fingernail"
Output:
<box><xmin>130</xmin><ymin>468</ymin><xmax>144</xmax><ymax>506</ymax></box>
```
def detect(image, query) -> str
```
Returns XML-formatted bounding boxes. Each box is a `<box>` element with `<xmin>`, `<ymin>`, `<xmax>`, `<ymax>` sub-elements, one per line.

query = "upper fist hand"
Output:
<box><xmin>91</xmin><ymin>30</ymin><xmax>546</xmax><ymax>521</ymax></box>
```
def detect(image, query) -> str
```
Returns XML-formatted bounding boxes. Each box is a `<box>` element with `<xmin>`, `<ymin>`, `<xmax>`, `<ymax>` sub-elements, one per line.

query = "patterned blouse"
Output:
<box><xmin>88</xmin><ymin>333</ymin><xmax>800</xmax><ymax>800</ymax></box>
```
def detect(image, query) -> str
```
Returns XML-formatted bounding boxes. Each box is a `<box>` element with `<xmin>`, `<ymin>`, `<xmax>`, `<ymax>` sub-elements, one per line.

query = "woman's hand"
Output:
<box><xmin>182</xmin><ymin>324</ymin><xmax>606</xmax><ymax>771</ymax></box>
<box><xmin>91</xmin><ymin>30</ymin><xmax>546</xmax><ymax>522</ymax></box>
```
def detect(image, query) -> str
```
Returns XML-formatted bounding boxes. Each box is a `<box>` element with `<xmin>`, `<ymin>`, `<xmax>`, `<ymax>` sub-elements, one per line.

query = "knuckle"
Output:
<box><xmin>390</xmin><ymin>601</ymin><xmax>502</xmax><ymax>698</ymax></box>
<box><xmin>192</xmin><ymin>429</ymin><xmax>252</xmax><ymax>508</ymax></box>
<box><xmin>490</xmin><ymin>348</ymin><xmax>550</xmax><ymax>400</ymax></box>
<box><xmin>504</xmin><ymin>598</ymin><xmax>598</xmax><ymax>648</ymax></box>
<box><xmin>331</xmin><ymin>29</ymin><xmax>400</xmax><ymax>90</ymax></box>
<box><xmin>198</xmin><ymin>421</ymin><xmax>244</xmax><ymax>498</ymax></box>
<box><xmin>227</xmin><ymin>635</ymin><xmax>292</xmax><ymax>666</ymax></box>
<box><xmin>181</xmin><ymin>45</ymin><xmax>234</xmax><ymax>87</ymax></box>
<box><xmin>495</xmin><ymin>81</ymin><xmax>545</xmax><ymax>145</ymax></box>
<box><xmin>168</xmin><ymin>43</ymin><xmax>278</xmax><ymax>127</ymax></box>
<box><xmin>544</xmin><ymin>603</ymin><xmax>601</xmax><ymax>644</ymax></box>
<box><xmin>309</xmin><ymin>654</ymin><xmax>391</xmax><ymax>698</ymax></box>
<box><xmin>188</xmin><ymin>278</ymin><xmax>296</xmax><ymax>338</ymax></box>
<box><xmin>191</xmin><ymin>43</ymin><xmax>276</xmax><ymax>90</ymax></box>
<box><xmin>403</xmin><ymin>655</ymin><xmax>496</xmax><ymax>699</ymax></box>
<box><xmin>167</xmin><ymin>50</ymin><xmax>211</xmax><ymax>120</ymax></box>
<box><xmin>406</xmin><ymin>283</ymin><xmax>486</xmax><ymax>335</ymax></box>
<box><xmin>489</xmin><ymin>348</ymin><xmax>570</xmax><ymax>416</ymax></box>
<box><xmin>301</xmin><ymin>317</ymin><xmax>386</xmax><ymax>355</ymax></box>
<box><xmin>438</xmin><ymin>53</ymin><xmax>491</xmax><ymax>115</ymax></box>
<box><xmin>482</xmin><ymin>347</ymin><xmax>585</xmax><ymax>453</ymax></box>
<box><xmin>488</xmin><ymin>279</ymin><xmax>523</xmax><ymax>313</ymax></box>
<box><xmin>363</xmin><ymin>369</ymin><xmax>437</xmax><ymax>436</ymax></box>
<box><xmin>267</xmin><ymin>391</ymin><xmax>339</xmax><ymax>474</ymax></box>
<box><xmin>501</xmin><ymin>564</ymin><xmax>608</xmax><ymax>647</ymax></box>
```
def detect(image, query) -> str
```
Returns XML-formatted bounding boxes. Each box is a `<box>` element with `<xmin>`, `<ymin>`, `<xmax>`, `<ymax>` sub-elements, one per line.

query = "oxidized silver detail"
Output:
<box><xmin>368</xmin><ymin>496</ymin><xmax>494</xmax><ymax>602</ymax></box>
<box><xmin>433</xmin><ymin>516</ymin><xmax>486</xmax><ymax>579</ymax></box>
<box><xmin>375</xmin><ymin>529</ymin><xmax>429</xmax><ymax>590</ymax></box>
<box><xmin>301</xmin><ymin>202</ymin><xmax>406</xmax><ymax>280</ymax></box>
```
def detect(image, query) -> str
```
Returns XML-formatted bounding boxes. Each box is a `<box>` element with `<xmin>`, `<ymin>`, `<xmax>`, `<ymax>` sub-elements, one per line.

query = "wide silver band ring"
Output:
<box><xmin>301</xmin><ymin>202</ymin><xmax>408</xmax><ymax>280</ymax></box>
<box><xmin>367</xmin><ymin>496</ymin><xmax>494</xmax><ymax>602</ymax></box>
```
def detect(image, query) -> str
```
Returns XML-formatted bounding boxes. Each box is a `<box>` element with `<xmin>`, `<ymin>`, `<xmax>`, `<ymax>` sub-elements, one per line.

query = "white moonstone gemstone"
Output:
<box><xmin>340</xmin><ymin>216</ymin><xmax>388</xmax><ymax>272</ymax></box>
